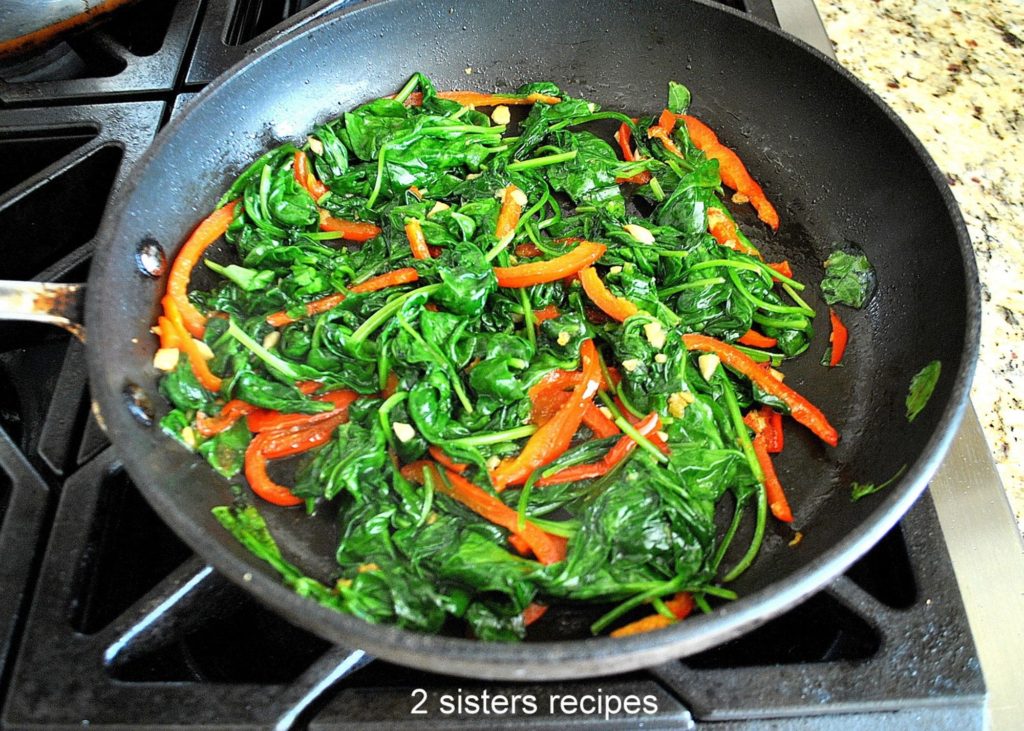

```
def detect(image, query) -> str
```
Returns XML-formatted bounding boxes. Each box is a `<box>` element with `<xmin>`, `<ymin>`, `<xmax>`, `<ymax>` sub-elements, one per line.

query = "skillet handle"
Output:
<box><xmin>0</xmin><ymin>280</ymin><xmax>86</xmax><ymax>342</ymax></box>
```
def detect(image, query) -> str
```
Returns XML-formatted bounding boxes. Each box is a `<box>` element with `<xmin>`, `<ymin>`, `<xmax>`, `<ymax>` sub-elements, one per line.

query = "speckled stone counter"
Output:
<box><xmin>818</xmin><ymin>0</ymin><xmax>1024</xmax><ymax>531</ymax></box>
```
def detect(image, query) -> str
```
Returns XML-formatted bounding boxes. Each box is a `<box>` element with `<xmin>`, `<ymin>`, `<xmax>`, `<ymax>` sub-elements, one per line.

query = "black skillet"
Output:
<box><xmin>0</xmin><ymin>0</ymin><xmax>979</xmax><ymax>679</ymax></box>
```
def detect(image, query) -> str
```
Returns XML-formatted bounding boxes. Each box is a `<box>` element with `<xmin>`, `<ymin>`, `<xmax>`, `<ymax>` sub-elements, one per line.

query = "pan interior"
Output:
<box><xmin>85</xmin><ymin>0</ymin><xmax>975</xmax><ymax>677</ymax></box>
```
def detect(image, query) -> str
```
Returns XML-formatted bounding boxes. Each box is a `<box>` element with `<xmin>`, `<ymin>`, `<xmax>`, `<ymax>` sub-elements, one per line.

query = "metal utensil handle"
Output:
<box><xmin>0</xmin><ymin>280</ymin><xmax>86</xmax><ymax>341</ymax></box>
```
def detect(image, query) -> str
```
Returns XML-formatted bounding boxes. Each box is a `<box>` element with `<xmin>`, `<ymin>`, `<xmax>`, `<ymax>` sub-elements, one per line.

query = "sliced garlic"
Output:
<box><xmin>623</xmin><ymin>224</ymin><xmax>655</xmax><ymax>245</ymax></box>
<box><xmin>643</xmin><ymin>320</ymin><xmax>666</xmax><ymax>349</ymax></box>
<box><xmin>428</xmin><ymin>201</ymin><xmax>451</xmax><ymax>218</ymax></box>
<box><xmin>698</xmin><ymin>353</ymin><xmax>721</xmax><ymax>382</ymax></box>
<box><xmin>262</xmin><ymin>331</ymin><xmax>281</xmax><ymax>350</ymax></box>
<box><xmin>193</xmin><ymin>339</ymin><xmax>215</xmax><ymax>360</ymax></box>
<box><xmin>392</xmin><ymin>421</ymin><xmax>417</xmax><ymax>443</ymax></box>
<box><xmin>491</xmin><ymin>105</ymin><xmax>511</xmax><ymax>125</ymax></box>
<box><xmin>153</xmin><ymin>347</ymin><xmax>180</xmax><ymax>371</ymax></box>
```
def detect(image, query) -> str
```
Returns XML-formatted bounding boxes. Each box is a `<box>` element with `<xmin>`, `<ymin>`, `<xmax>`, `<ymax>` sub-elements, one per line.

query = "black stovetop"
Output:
<box><xmin>0</xmin><ymin>1</ymin><xmax>985</xmax><ymax>728</ymax></box>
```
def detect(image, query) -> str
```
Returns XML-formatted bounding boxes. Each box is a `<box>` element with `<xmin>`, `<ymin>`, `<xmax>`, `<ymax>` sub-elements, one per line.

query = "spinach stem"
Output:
<box><xmin>227</xmin><ymin>319</ymin><xmax>303</xmax><ymax>381</ymax></box>
<box><xmin>649</xmin><ymin>176</ymin><xmax>665</xmax><ymax>201</ymax></box>
<box><xmin>393</xmin><ymin>74</ymin><xmax>420</xmax><ymax>104</ymax></box>
<box><xmin>349</xmin><ymin>284</ymin><xmax>440</xmax><ymax>348</ymax></box>
<box><xmin>728</xmin><ymin>269</ymin><xmax>814</xmax><ymax>317</ymax></box>
<box><xmin>591</xmin><ymin>577</ymin><xmax>685</xmax><ymax>634</ymax></box>
<box><xmin>378</xmin><ymin>391</ymin><xmax>409</xmax><ymax>451</ymax></box>
<box><xmin>752</xmin><ymin>312</ymin><xmax>810</xmax><ymax>331</ymax></box>
<box><xmin>507</xmin><ymin>150</ymin><xmax>577</xmax><ymax>171</ymax></box>
<box><xmin>658</xmin><ymin>277</ymin><xmax>726</xmax><ymax>297</ymax></box>
<box><xmin>689</xmin><ymin>258</ymin><xmax>771</xmax><ymax>283</ymax></box>
<box><xmin>449</xmin><ymin>424</ymin><xmax>537</xmax><ymax>448</ymax></box>
<box><xmin>395</xmin><ymin>317</ymin><xmax>474</xmax><ymax>414</ymax></box>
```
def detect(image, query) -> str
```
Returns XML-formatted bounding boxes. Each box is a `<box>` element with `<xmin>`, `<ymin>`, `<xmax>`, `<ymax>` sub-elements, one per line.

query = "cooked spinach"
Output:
<box><xmin>157</xmin><ymin>73</ymin><xmax>838</xmax><ymax>642</ymax></box>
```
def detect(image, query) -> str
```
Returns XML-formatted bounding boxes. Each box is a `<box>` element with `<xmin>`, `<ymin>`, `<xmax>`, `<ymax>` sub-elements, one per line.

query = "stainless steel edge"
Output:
<box><xmin>774</xmin><ymin>1</ymin><xmax>1024</xmax><ymax>729</ymax></box>
<box><xmin>928</xmin><ymin>405</ymin><xmax>1024</xmax><ymax>731</ymax></box>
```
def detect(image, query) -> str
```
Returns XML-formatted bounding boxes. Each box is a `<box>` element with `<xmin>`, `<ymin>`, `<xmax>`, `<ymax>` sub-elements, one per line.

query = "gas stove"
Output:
<box><xmin>0</xmin><ymin>1</ymin><xmax>1019</xmax><ymax>729</ymax></box>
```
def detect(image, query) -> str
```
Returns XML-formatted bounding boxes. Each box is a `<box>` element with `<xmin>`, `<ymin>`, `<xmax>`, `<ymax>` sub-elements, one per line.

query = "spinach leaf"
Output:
<box><xmin>821</xmin><ymin>245</ymin><xmax>876</xmax><ymax>308</ymax></box>
<box><xmin>851</xmin><ymin>464</ymin><xmax>908</xmax><ymax>501</ymax></box>
<box><xmin>667</xmin><ymin>81</ymin><xmax>692</xmax><ymax>114</ymax></box>
<box><xmin>198</xmin><ymin>420</ymin><xmax>250</xmax><ymax>478</ymax></box>
<box><xmin>906</xmin><ymin>360</ymin><xmax>941</xmax><ymax>422</ymax></box>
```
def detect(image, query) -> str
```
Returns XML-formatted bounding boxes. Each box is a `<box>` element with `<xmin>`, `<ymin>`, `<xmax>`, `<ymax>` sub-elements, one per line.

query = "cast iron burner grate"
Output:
<box><xmin>0</xmin><ymin>0</ymin><xmax>987</xmax><ymax>728</ymax></box>
<box><xmin>0</xmin><ymin>0</ymin><xmax>201</xmax><ymax>105</ymax></box>
<box><xmin>0</xmin><ymin>449</ymin><xmax>985</xmax><ymax>729</ymax></box>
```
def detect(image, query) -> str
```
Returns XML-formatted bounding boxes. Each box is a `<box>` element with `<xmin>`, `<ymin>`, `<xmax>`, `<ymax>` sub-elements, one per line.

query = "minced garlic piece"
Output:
<box><xmin>621</xmin><ymin>358</ymin><xmax>641</xmax><ymax>372</ymax></box>
<box><xmin>598</xmin><ymin>406</ymin><xmax>614</xmax><ymax>419</ymax></box>
<box><xmin>609</xmin><ymin>265</ymin><xmax>623</xmax><ymax>275</ymax></box>
<box><xmin>654</xmin><ymin>353</ymin><xmax>668</xmax><ymax>364</ymax></box>
<box><xmin>428</xmin><ymin>201</ymin><xmax>450</xmax><ymax>217</ymax></box>
<box><xmin>486</xmin><ymin>455</ymin><xmax>501</xmax><ymax>470</ymax></box>
<box><xmin>153</xmin><ymin>347</ymin><xmax>180</xmax><ymax>371</ymax></box>
<box><xmin>657</xmin><ymin>431</ymin><xmax>670</xmax><ymax>442</ymax></box>
<box><xmin>262</xmin><ymin>331</ymin><xmax>281</xmax><ymax>350</ymax></box>
<box><xmin>392</xmin><ymin>422</ymin><xmax>417</xmax><ymax>443</ymax></box>
<box><xmin>556</xmin><ymin>330</ymin><xmax>571</xmax><ymax>346</ymax></box>
<box><xmin>193</xmin><ymin>339</ymin><xmax>215</xmax><ymax>360</ymax></box>
<box><xmin>491</xmin><ymin>105</ymin><xmax>511</xmax><ymax>125</ymax></box>
<box><xmin>770</xmin><ymin>367</ymin><xmax>785</xmax><ymax>382</ymax></box>
<box><xmin>623</xmin><ymin>224</ymin><xmax>655</xmax><ymax>245</ymax></box>
<box><xmin>358</xmin><ymin>563</ymin><xmax>380</xmax><ymax>573</ymax></box>
<box><xmin>668</xmin><ymin>391</ymin><xmax>695</xmax><ymax>417</ymax></box>
<box><xmin>307</xmin><ymin>136</ymin><xmax>324</xmax><ymax>155</ymax></box>
<box><xmin>698</xmin><ymin>353</ymin><xmax>721</xmax><ymax>382</ymax></box>
<box><xmin>788</xmin><ymin>531</ymin><xmax>804</xmax><ymax>548</ymax></box>
<box><xmin>509</xmin><ymin>186</ymin><xmax>528</xmax><ymax>206</ymax></box>
<box><xmin>643</xmin><ymin>320</ymin><xmax>666</xmax><ymax>349</ymax></box>
<box><xmin>181</xmin><ymin>426</ymin><xmax>197</xmax><ymax>449</ymax></box>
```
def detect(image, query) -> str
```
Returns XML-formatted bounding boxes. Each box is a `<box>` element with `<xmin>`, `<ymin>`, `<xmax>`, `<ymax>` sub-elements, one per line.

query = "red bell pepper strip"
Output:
<box><xmin>647</xmin><ymin>109</ymin><xmax>687</xmax><ymax>159</ymax></box>
<box><xmin>161</xmin><ymin>295</ymin><xmax>222</xmax><ymax>392</ymax></box>
<box><xmin>522</xmin><ymin>603</ymin><xmax>549</xmax><ymax>626</ymax></box>
<box><xmin>683</xmin><ymin>333</ymin><xmax>838</xmax><ymax>446</ymax></box>
<box><xmin>614</xmin><ymin>121</ymin><xmax>652</xmax><ymax>184</ymax></box>
<box><xmin>402</xmin><ymin>90</ymin><xmax>561</xmax><ymax>107</ymax></box>
<box><xmin>583</xmin><ymin>402</ymin><xmax>620</xmax><ymax>439</ymax></box>
<box><xmin>767</xmin><ymin>260</ymin><xmax>793</xmax><ymax>280</ymax></box>
<box><xmin>579</xmin><ymin>267</ymin><xmax>639</xmax><ymax>322</ymax></box>
<box><xmin>737</xmin><ymin>329</ymin><xmax>777</xmax><ymax>348</ymax></box>
<box><xmin>528</xmin><ymin>366</ymin><xmax>616</xmax><ymax>401</ymax></box>
<box><xmin>751</xmin><ymin>432</ymin><xmax>793</xmax><ymax>522</ymax></box>
<box><xmin>492</xmin><ymin>340</ymin><xmax>601</xmax><ymax>489</ymax></box>
<box><xmin>401</xmin><ymin>462</ymin><xmax>566</xmax><ymax>565</ymax></box>
<box><xmin>246</xmin><ymin>389</ymin><xmax>358</xmax><ymax>433</ymax></box>
<box><xmin>259</xmin><ymin>412</ymin><xmax>348</xmax><ymax>459</ymax></box>
<box><xmin>515</xmin><ymin>243</ymin><xmax>543</xmax><ymax>258</ymax></box>
<box><xmin>493</xmin><ymin>241</ymin><xmax>606</xmax><ymax>288</ymax></box>
<box><xmin>266</xmin><ymin>268</ymin><xmax>420</xmax><ymax>327</ymax></box>
<box><xmin>609</xmin><ymin>591</ymin><xmax>693</xmax><ymax>638</ymax></box>
<box><xmin>680</xmin><ymin>114</ymin><xmax>780</xmax><ymax>230</ymax></box>
<box><xmin>765</xmin><ymin>407</ymin><xmax>784</xmax><ymax>454</ymax></box>
<box><xmin>156</xmin><ymin>315</ymin><xmax>180</xmax><ymax>349</ymax></box>
<box><xmin>293</xmin><ymin>150</ymin><xmax>329</xmax><ymax>200</ymax></box>
<box><xmin>244</xmin><ymin>443</ymin><xmax>303</xmax><ymax>507</ymax></box>
<box><xmin>828</xmin><ymin>308</ymin><xmax>848</xmax><ymax>367</ymax></box>
<box><xmin>349</xmin><ymin>267</ymin><xmax>421</xmax><ymax>293</ymax></box>
<box><xmin>428</xmin><ymin>445</ymin><xmax>468</xmax><ymax>474</ymax></box>
<box><xmin>496</xmin><ymin>184</ymin><xmax>524</xmax><ymax>243</ymax></box>
<box><xmin>166</xmin><ymin>199</ymin><xmax>239</xmax><ymax>338</ymax></box>
<box><xmin>538</xmin><ymin>412</ymin><xmax>662</xmax><ymax>486</ymax></box>
<box><xmin>706</xmin><ymin>207</ymin><xmax>762</xmax><ymax>258</ymax></box>
<box><xmin>532</xmin><ymin>304</ymin><xmax>561</xmax><ymax>323</ymax></box>
<box><xmin>318</xmin><ymin>208</ymin><xmax>381</xmax><ymax>241</ymax></box>
<box><xmin>195</xmin><ymin>400</ymin><xmax>257</xmax><ymax>437</ymax></box>
<box><xmin>405</xmin><ymin>218</ymin><xmax>431</xmax><ymax>260</ymax></box>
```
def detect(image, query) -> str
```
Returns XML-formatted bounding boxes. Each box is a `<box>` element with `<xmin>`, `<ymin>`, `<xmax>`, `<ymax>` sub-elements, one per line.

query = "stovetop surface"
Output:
<box><xmin>0</xmin><ymin>1</ymin><xmax>990</xmax><ymax>728</ymax></box>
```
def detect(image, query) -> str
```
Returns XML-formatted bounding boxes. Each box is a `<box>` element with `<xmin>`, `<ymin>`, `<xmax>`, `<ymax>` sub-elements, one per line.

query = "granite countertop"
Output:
<box><xmin>818</xmin><ymin>0</ymin><xmax>1024</xmax><ymax>532</ymax></box>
